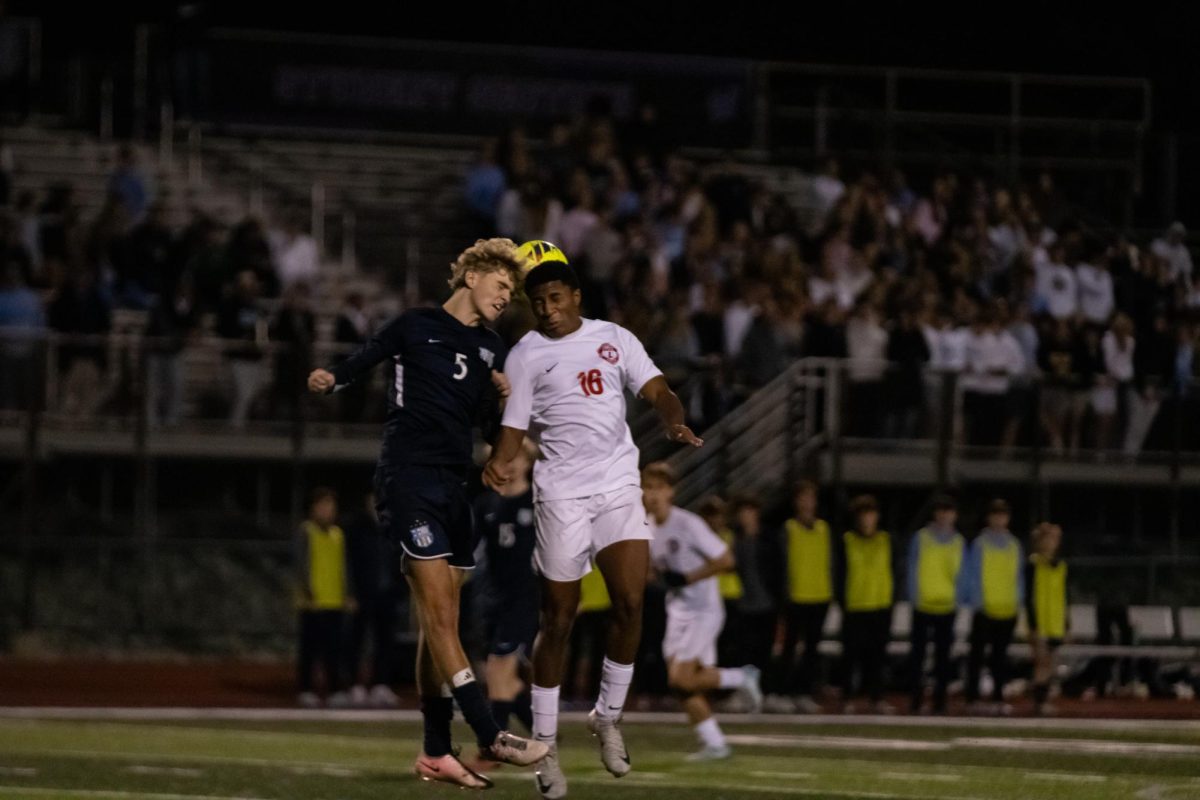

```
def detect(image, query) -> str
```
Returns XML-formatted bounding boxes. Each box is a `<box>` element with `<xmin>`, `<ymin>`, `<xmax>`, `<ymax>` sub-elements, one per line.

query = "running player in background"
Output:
<box><xmin>644</xmin><ymin>462</ymin><xmax>762</xmax><ymax>761</ymax></box>
<box><xmin>308</xmin><ymin>238</ymin><xmax>547</xmax><ymax>790</ymax></box>
<box><xmin>474</xmin><ymin>440</ymin><xmax>540</xmax><ymax>759</ymax></box>
<box><xmin>483</xmin><ymin>257</ymin><xmax>702</xmax><ymax>799</ymax></box>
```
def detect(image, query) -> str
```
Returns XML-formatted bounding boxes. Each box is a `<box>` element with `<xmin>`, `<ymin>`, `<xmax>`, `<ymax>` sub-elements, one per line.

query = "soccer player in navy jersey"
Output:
<box><xmin>308</xmin><ymin>239</ymin><xmax>548</xmax><ymax>789</ymax></box>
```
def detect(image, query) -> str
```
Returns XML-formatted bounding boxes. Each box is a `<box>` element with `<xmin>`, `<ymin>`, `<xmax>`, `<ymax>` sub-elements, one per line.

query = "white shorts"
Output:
<box><xmin>533</xmin><ymin>485</ymin><xmax>650</xmax><ymax>582</ymax></box>
<box><xmin>662</xmin><ymin>605</ymin><xmax>725</xmax><ymax>667</ymax></box>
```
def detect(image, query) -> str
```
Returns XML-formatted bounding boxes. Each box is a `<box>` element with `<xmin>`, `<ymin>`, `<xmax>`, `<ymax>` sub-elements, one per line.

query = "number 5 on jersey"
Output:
<box><xmin>577</xmin><ymin>369</ymin><xmax>604</xmax><ymax>396</ymax></box>
<box><xmin>453</xmin><ymin>353</ymin><xmax>468</xmax><ymax>380</ymax></box>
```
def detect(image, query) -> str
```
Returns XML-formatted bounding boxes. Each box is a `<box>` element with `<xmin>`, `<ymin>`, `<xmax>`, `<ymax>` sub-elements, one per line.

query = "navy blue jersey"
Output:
<box><xmin>475</xmin><ymin>489</ymin><xmax>536</xmax><ymax>599</ymax></box>
<box><xmin>329</xmin><ymin>307</ymin><xmax>507</xmax><ymax>469</ymax></box>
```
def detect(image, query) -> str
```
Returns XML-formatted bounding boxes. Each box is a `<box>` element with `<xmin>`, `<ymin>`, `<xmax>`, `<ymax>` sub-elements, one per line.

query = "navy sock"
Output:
<box><xmin>421</xmin><ymin>696</ymin><xmax>453</xmax><ymax>757</ymax></box>
<box><xmin>513</xmin><ymin>692</ymin><xmax>533</xmax><ymax>732</ymax></box>
<box><xmin>491</xmin><ymin>700</ymin><xmax>514</xmax><ymax>731</ymax></box>
<box><xmin>451</xmin><ymin>680</ymin><xmax>502</xmax><ymax>748</ymax></box>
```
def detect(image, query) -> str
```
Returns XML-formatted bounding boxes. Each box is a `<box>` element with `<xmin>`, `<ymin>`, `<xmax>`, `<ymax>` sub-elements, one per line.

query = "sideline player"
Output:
<box><xmin>483</xmin><ymin>247</ymin><xmax>702</xmax><ymax>799</ymax></box>
<box><xmin>308</xmin><ymin>238</ymin><xmax>547</xmax><ymax>789</ymax></box>
<box><xmin>643</xmin><ymin>462</ymin><xmax>763</xmax><ymax>761</ymax></box>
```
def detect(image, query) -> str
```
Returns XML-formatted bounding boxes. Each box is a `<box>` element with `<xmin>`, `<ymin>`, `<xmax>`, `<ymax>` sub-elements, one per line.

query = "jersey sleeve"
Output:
<box><xmin>475</xmin><ymin>335</ymin><xmax>508</xmax><ymax>442</ymax></box>
<box><xmin>617</xmin><ymin>326</ymin><xmax>664</xmax><ymax>396</ymax></box>
<box><xmin>689</xmin><ymin>513</ymin><xmax>731</xmax><ymax>561</ymax></box>
<box><xmin>328</xmin><ymin>312</ymin><xmax>407</xmax><ymax>392</ymax></box>
<box><xmin>500</xmin><ymin>343</ymin><xmax>535</xmax><ymax>431</ymax></box>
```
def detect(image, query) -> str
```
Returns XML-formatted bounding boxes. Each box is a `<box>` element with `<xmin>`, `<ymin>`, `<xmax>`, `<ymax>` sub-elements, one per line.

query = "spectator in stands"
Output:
<box><xmin>558</xmin><ymin>173</ymin><xmax>600</xmax><ymax>259</ymax></box>
<box><xmin>343</xmin><ymin>491</ymin><xmax>400</xmax><ymax>708</ymax></box>
<box><xmin>334</xmin><ymin>291</ymin><xmax>372</xmax><ymax>423</ymax></box>
<box><xmin>960</xmin><ymin>499</ymin><xmax>1024</xmax><ymax>715</ymax></box>
<box><xmin>1034</xmin><ymin>243</ymin><xmax>1077</xmax><ymax>320</ymax></box>
<box><xmin>295</xmin><ymin>487</ymin><xmax>354</xmax><ymax>708</ymax></box>
<box><xmin>772</xmin><ymin>480</ymin><xmax>833</xmax><ymax>714</ymax></box>
<box><xmin>961</xmin><ymin>305</ymin><xmax>1024</xmax><ymax>447</ymax></box>
<box><xmin>728</xmin><ymin>495</ymin><xmax>778</xmax><ymax>684</ymax></box>
<box><xmin>906</xmin><ymin>493</ymin><xmax>964</xmax><ymax>715</ymax></box>
<box><xmin>1151</xmin><ymin>222</ymin><xmax>1193</xmax><ymax>289</ymax></box>
<box><xmin>885</xmin><ymin>306</ymin><xmax>931</xmax><ymax>438</ymax></box>
<box><xmin>809</xmin><ymin>157</ymin><xmax>845</xmax><ymax>236</ymax></box>
<box><xmin>119</xmin><ymin>202</ymin><xmax>176</xmax><ymax>303</ymax></box>
<box><xmin>845</xmin><ymin>302</ymin><xmax>888</xmax><ymax>437</ymax></box>
<box><xmin>1076</xmin><ymin>252</ymin><xmax>1115</xmax><ymax>328</ymax></box>
<box><xmin>144</xmin><ymin>276</ymin><xmax>196</xmax><ymax>428</ymax></box>
<box><xmin>13</xmin><ymin>190</ymin><xmax>40</xmax><ymax>277</ymax></box>
<box><xmin>269</xmin><ymin>211</ymin><xmax>319</xmax><ymax>295</ymax></box>
<box><xmin>736</xmin><ymin>294</ymin><xmax>786</xmax><ymax>391</ymax></box>
<box><xmin>466</xmin><ymin>139</ymin><xmax>508</xmax><ymax>238</ymax></box>
<box><xmin>218</xmin><ymin>270</ymin><xmax>268</xmax><ymax>427</ymax></box>
<box><xmin>47</xmin><ymin>267</ymin><xmax>112</xmax><ymax>417</ymax></box>
<box><xmin>0</xmin><ymin>259</ymin><xmax>45</xmax><ymax>410</ymax></box>
<box><xmin>107</xmin><ymin>144</ymin><xmax>150</xmax><ymax>223</ymax></box>
<box><xmin>1125</xmin><ymin>312</ymin><xmax>1174</xmax><ymax>455</ymax></box>
<box><xmin>1037</xmin><ymin>318</ymin><xmax>1088</xmax><ymax>454</ymax></box>
<box><xmin>835</xmin><ymin>494</ymin><xmax>895</xmax><ymax>714</ymax></box>
<box><xmin>1097</xmin><ymin>313</ymin><xmax>1135</xmax><ymax>451</ymax></box>
<box><xmin>1026</xmin><ymin>522</ymin><xmax>1067</xmax><ymax>716</ymax></box>
<box><xmin>270</xmin><ymin>281</ymin><xmax>316</xmax><ymax>422</ymax></box>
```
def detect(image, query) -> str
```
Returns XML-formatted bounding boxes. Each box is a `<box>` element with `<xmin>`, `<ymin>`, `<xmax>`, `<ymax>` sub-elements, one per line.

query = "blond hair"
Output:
<box><xmin>448</xmin><ymin>238</ymin><xmax>526</xmax><ymax>291</ymax></box>
<box><xmin>641</xmin><ymin>461</ymin><xmax>677</xmax><ymax>487</ymax></box>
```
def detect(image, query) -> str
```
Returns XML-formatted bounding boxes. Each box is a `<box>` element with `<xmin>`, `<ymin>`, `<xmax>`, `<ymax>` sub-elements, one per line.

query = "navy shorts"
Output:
<box><xmin>375</xmin><ymin>464</ymin><xmax>476</xmax><ymax>570</ymax></box>
<box><xmin>489</xmin><ymin>591</ymin><xmax>539</xmax><ymax>657</ymax></box>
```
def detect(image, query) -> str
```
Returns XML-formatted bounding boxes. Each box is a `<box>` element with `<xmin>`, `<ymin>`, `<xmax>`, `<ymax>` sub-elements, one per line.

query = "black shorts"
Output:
<box><xmin>490</xmin><ymin>591</ymin><xmax>539</xmax><ymax>657</ymax></box>
<box><xmin>375</xmin><ymin>464</ymin><xmax>476</xmax><ymax>570</ymax></box>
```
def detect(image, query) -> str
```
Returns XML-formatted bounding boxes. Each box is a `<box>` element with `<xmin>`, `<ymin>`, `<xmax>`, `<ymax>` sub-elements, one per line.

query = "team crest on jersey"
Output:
<box><xmin>479</xmin><ymin>347</ymin><xmax>495</xmax><ymax>368</ymax></box>
<box><xmin>668</xmin><ymin>538</ymin><xmax>680</xmax><ymax>554</ymax></box>
<box><xmin>517</xmin><ymin>508</ymin><xmax>534</xmax><ymax>526</ymax></box>
<box><xmin>598</xmin><ymin>343</ymin><xmax>619</xmax><ymax>364</ymax></box>
<box><xmin>410</xmin><ymin>523</ymin><xmax>434</xmax><ymax>549</ymax></box>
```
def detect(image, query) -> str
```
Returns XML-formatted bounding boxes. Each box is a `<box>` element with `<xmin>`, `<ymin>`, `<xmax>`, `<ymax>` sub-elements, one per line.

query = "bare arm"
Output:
<box><xmin>660</xmin><ymin>548</ymin><xmax>735</xmax><ymax>587</ymax></box>
<box><xmin>482</xmin><ymin>425</ymin><xmax>527</xmax><ymax>490</ymax></box>
<box><xmin>638</xmin><ymin>375</ymin><xmax>703</xmax><ymax>447</ymax></box>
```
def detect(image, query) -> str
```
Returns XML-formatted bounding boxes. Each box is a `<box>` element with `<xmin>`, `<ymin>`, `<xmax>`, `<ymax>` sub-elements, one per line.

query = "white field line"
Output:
<box><xmin>1022</xmin><ymin>772</ymin><xmax>1109</xmax><ymax>783</ymax></box>
<box><xmin>879</xmin><ymin>772</ymin><xmax>964</xmax><ymax>782</ymax></box>
<box><xmin>0</xmin><ymin>787</ymin><xmax>267</xmax><ymax>800</ymax></box>
<box><xmin>0</xmin><ymin>706</ymin><xmax>1198</xmax><ymax>733</ymax></box>
<box><xmin>124</xmin><ymin>766</ymin><xmax>204</xmax><ymax>777</ymax></box>
<box><xmin>727</xmin><ymin>734</ymin><xmax>951</xmax><ymax>751</ymax></box>
<box><xmin>957</xmin><ymin>736</ymin><xmax>1200</xmax><ymax>758</ymax></box>
<box><xmin>0</xmin><ymin>767</ymin><xmax>38</xmax><ymax>776</ymax></box>
<box><xmin>749</xmin><ymin>770</ymin><xmax>816</xmax><ymax>780</ymax></box>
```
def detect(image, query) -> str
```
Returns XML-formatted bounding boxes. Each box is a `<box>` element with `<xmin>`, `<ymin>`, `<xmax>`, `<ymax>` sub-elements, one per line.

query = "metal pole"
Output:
<box><xmin>19</xmin><ymin>336</ymin><xmax>45</xmax><ymax>629</ymax></box>
<box><xmin>159</xmin><ymin>102</ymin><xmax>174</xmax><ymax>170</ymax></box>
<box><xmin>341</xmin><ymin>208</ymin><xmax>356</xmax><ymax>273</ymax></box>
<box><xmin>935</xmin><ymin>370</ymin><xmax>954</xmax><ymax>489</ymax></box>
<box><xmin>311</xmin><ymin>181</ymin><xmax>326</xmax><ymax>255</ymax></box>
<box><xmin>100</xmin><ymin>74</ymin><xmax>115</xmax><ymax>141</ymax></box>
<box><xmin>187</xmin><ymin>124</ymin><xmax>202</xmax><ymax>185</ymax></box>
<box><xmin>828</xmin><ymin>362</ymin><xmax>845</xmax><ymax>534</ymax></box>
<box><xmin>1009</xmin><ymin>75</ymin><xmax>1021</xmax><ymax>184</ymax></box>
<box><xmin>133</xmin><ymin>24</ymin><xmax>150</xmax><ymax>140</ymax></box>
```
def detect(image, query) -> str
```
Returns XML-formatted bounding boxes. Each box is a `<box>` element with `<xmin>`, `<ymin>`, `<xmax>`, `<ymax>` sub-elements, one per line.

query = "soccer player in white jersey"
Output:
<box><xmin>484</xmin><ymin>258</ymin><xmax>702</xmax><ymax>799</ymax></box>
<box><xmin>643</xmin><ymin>462</ymin><xmax>763</xmax><ymax>761</ymax></box>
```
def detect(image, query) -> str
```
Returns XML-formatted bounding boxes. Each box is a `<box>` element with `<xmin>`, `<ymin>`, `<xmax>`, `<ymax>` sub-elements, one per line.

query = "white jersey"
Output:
<box><xmin>502</xmin><ymin>318</ymin><xmax>663</xmax><ymax>502</ymax></box>
<box><xmin>650</xmin><ymin>506</ymin><xmax>729</xmax><ymax>615</ymax></box>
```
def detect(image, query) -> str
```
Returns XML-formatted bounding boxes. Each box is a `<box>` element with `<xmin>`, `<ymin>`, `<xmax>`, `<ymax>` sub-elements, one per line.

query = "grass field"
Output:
<box><xmin>0</xmin><ymin>710</ymin><xmax>1197</xmax><ymax>800</ymax></box>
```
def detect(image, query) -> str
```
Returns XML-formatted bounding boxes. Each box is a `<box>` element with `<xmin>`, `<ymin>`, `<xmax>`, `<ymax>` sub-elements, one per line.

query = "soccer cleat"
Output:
<box><xmin>483</xmin><ymin>730</ymin><xmax>549</xmax><ymax>767</ymax></box>
<box><xmin>533</xmin><ymin>743</ymin><xmax>567</xmax><ymax>799</ymax></box>
<box><xmin>684</xmin><ymin>743</ymin><xmax>732</xmax><ymax>762</ymax></box>
<box><xmin>738</xmin><ymin>665</ymin><xmax>764</xmax><ymax>714</ymax></box>
<box><xmin>413</xmin><ymin>751</ymin><xmax>494</xmax><ymax>790</ymax></box>
<box><xmin>587</xmin><ymin>709</ymin><xmax>631</xmax><ymax>777</ymax></box>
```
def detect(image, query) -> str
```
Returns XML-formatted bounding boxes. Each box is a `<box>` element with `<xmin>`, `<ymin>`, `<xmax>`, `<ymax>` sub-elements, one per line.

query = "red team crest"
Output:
<box><xmin>598</xmin><ymin>343</ymin><xmax>619</xmax><ymax>364</ymax></box>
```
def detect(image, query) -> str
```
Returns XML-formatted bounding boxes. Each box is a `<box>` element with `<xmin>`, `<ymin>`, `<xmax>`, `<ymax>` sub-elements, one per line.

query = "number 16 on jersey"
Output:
<box><xmin>577</xmin><ymin>369</ymin><xmax>604</xmax><ymax>396</ymax></box>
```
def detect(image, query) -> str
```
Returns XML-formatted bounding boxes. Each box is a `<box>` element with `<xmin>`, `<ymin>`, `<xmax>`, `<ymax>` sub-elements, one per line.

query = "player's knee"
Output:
<box><xmin>608</xmin><ymin>593</ymin><xmax>643</xmax><ymax>627</ymax></box>
<box><xmin>422</xmin><ymin>603</ymin><xmax>458</xmax><ymax>636</ymax></box>
<box><xmin>539</xmin><ymin>607</ymin><xmax>575</xmax><ymax>642</ymax></box>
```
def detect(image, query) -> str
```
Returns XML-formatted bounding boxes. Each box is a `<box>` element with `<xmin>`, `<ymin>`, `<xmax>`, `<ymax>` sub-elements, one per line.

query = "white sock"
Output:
<box><xmin>450</xmin><ymin>668</ymin><xmax>475</xmax><ymax>688</ymax></box>
<box><xmin>531</xmin><ymin>684</ymin><xmax>560</xmax><ymax>743</ymax></box>
<box><xmin>594</xmin><ymin>658</ymin><xmax>635</xmax><ymax>718</ymax></box>
<box><xmin>696</xmin><ymin>717</ymin><xmax>725</xmax><ymax>749</ymax></box>
<box><xmin>718</xmin><ymin>668</ymin><xmax>746</xmax><ymax>689</ymax></box>
<box><xmin>439</xmin><ymin>683</ymin><xmax>453</xmax><ymax>698</ymax></box>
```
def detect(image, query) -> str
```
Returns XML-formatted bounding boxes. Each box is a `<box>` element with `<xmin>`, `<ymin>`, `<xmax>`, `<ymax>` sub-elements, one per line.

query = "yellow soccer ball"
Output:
<box><xmin>517</xmin><ymin>240</ymin><xmax>569</xmax><ymax>272</ymax></box>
